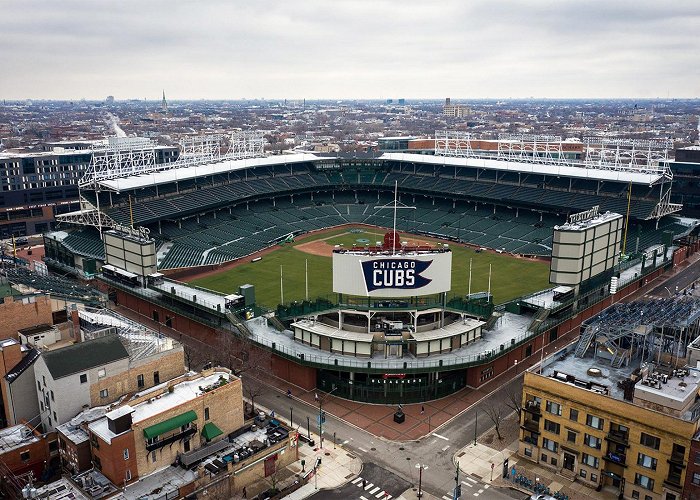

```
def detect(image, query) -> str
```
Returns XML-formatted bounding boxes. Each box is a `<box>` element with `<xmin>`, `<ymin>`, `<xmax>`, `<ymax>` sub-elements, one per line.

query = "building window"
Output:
<box><xmin>637</xmin><ymin>453</ymin><xmax>657</xmax><ymax>470</ymax></box>
<box><xmin>184</xmin><ymin>439</ymin><xmax>191</xmax><ymax>452</ymax></box>
<box><xmin>544</xmin><ymin>420</ymin><xmax>560</xmax><ymax>434</ymax></box>
<box><xmin>98</xmin><ymin>368</ymin><xmax>106</xmax><ymax>378</ymax></box>
<box><xmin>53</xmin><ymin>411</ymin><xmax>56</xmax><ymax>421</ymax></box>
<box><xmin>524</xmin><ymin>448</ymin><xmax>532</xmax><ymax>457</ymax></box>
<box><xmin>20</xmin><ymin>451</ymin><xmax>30</xmax><ymax>462</ymax></box>
<box><xmin>569</xmin><ymin>408</ymin><xmax>578</xmax><ymax>422</ymax></box>
<box><xmin>590</xmin><ymin>473</ymin><xmax>597</xmax><ymax>483</ymax></box>
<box><xmin>634</xmin><ymin>473</ymin><xmax>654</xmax><ymax>490</ymax></box>
<box><xmin>584</xmin><ymin>434</ymin><xmax>601</xmax><ymax>449</ymax></box>
<box><xmin>48</xmin><ymin>440</ymin><xmax>58</xmax><ymax>452</ymax></box>
<box><xmin>137</xmin><ymin>374</ymin><xmax>144</xmax><ymax>389</ymax></box>
<box><xmin>545</xmin><ymin>401</ymin><xmax>562</xmax><ymax>416</ymax></box>
<box><xmin>692</xmin><ymin>472</ymin><xmax>700</xmax><ymax>485</ymax></box>
<box><xmin>632</xmin><ymin>491</ymin><xmax>639</xmax><ymax>499</ymax></box>
<box><xmin>48</xmin><ymin>417</ymin><xmax>52</xmax><ymax>427</ymax></box>
<box><xmin>79</xmin><ymin>374</ymin><xmax>87</xmax><ymax>384</ymax></box>
<box><xmin>582</xmin><ymin>453</ymin><xmax>599</xmax><ymax>468</ymax></box>
<box><xmin>586</xmin><ymin>414</ymin><xmax>603</xmax><ymax>430</ymax></box>
<box><xmin>550</xmin><ymin>457</ymin><xmax>557</xmax><ymax>466</ymax></box>
<box><xmin>151</xmin><ymin>452</ymin><xmax>157</xmax><ymax>463</ymax></box>
<box><xmin>567</xmin><ymin>430</ymin><xmax>576</xmax><ymax>443</ymax></box>
<box><xmin>204</xmin><ymin>407</ymin><xmax>210</xmax><ymax>421</ymax></box>
<box><xmin>542</xmin><ymin>438</ymin><xmax>558</xmax><ymax>452</ymax></box>
<box><xmin>125</xmin><ymin>470</ymin><xmax>131</xmax><ymax>481</ymax></box>
<box><xmin>37</xmin><ymin>381</ymin><xmax>41</xmax><ymax>392</ymax></box>
<box><xmin>694</xmin><ymin>451</ymin><xmax>700</xmax><ymax>465</ymax></box>
<box><xmin>640</xmin><ymin>433</ymin><xmax>660</xmax><ymax>450</ymax></box>
<box><xmin>579</xmin><ymin>469</ymin><xmax>587</xmax><ymax>479</ymax></box>
<box><xmin>50</xmin><ymin>390</ymin><xmax>54</xmax><ymax>402</ymax></box>
<box><xmin>123</xmin><ymin>449</ymin><xmax>129</xmax><ymax>460</ymax></box>
<box><xmin>100</xmin><ymin>389</ymin><xmax>108</xmax><ymax>398</ymax></box>
<box><xmin>541</xmin><ymin>453</ymin><xmax>547</xmax><ymax>462</ymax></box>
<box><xmin>153</xmin><ymin>371</ymin><xmax>160</xmax><ymax>385</ymax></box>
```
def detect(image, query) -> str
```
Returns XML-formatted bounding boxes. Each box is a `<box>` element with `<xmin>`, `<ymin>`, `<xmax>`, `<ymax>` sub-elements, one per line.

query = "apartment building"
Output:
<box><xmin>87</xmin><ymin>368</ymin><xmax>243</xmax><ymax>486</ymax></box>
<box><xmin>33</xmin><ymin>330</ymin><xmax>185</xmax><ymax>432</ymax></box>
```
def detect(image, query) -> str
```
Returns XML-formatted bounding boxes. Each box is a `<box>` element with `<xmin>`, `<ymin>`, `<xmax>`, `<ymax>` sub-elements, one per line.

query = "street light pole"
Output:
<box><xmin>473</xmin><ymin>409</ymin><xmax>478</xmax><ymax>446</ymax></box>
<box><xmin>415</xmin><ymin>463</ymin><xmax>428</xmax><ymax>498</ymax></box>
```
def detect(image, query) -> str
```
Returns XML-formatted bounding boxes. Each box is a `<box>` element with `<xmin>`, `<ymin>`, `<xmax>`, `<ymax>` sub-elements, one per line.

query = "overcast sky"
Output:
<box><xmin>1</xmin><ymin>0</ymin><xmax>699</xmax><ymax>100</ymax></box>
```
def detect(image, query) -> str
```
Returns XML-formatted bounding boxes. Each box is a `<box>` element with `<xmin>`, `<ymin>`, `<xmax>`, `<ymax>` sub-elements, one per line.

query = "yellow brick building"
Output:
<box><xmin>519</xmin><ymin>365</ymin><xmax>700</xmax><ymax>500</ymax></box>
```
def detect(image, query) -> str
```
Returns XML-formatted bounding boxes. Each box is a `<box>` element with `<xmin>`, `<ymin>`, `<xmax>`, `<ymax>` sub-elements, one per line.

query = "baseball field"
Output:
<box><xmin>188</xmin><ymin>226</ymin><xmax>551</xmax><ymax>308</ymax></box>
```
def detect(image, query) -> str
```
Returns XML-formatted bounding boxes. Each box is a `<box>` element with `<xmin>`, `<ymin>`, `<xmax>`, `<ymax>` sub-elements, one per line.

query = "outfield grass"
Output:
<box><xmin>189</xmin><ymin>228</ymin><xmax>551</xmax><ymax>308</ymax></box>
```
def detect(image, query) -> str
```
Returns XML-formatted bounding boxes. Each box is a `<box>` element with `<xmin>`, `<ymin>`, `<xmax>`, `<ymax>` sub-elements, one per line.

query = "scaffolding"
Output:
<box><xmin>575</xmin><ymin>298</ymin><xmax>700</xmax><ymax>369</ymax></box>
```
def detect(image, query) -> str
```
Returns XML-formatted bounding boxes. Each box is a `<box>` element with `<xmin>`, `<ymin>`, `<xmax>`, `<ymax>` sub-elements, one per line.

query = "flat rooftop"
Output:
<box><xmin>247</xmin><ymin>310</ymin><xmax>530</xmax><ymax>370</ymax></box>
<box><xmin>0</xmin><ymin>424</ymin><xmax>38</xmax><ymax>453</ymax></box>
<box><xmin>539</xmin><ymin>345</ymin><xmax>700</xmax><ymax>421</ymax></box>
<box><xmin>149</xmin><ymin>279</ymin><xmax>240</xmax><ymax>313</ymax></box>
<box><xmin>89</xmin><ymin>371</ymin><xmax>231</xmax><ymax>444</ymax></box>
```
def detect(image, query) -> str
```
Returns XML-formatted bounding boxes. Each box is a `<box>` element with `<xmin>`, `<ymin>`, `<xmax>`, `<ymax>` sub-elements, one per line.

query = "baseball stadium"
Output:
<box><xmin>41</xmin><ymin>131</ymin><xmax>700</xmax><ymax>403</ymax></box>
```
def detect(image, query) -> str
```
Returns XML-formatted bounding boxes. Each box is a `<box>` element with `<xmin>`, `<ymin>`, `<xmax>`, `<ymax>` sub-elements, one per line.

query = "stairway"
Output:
<box><xmin>225</xmin><ymin>309</ymin><xmax>252</xmax><ymax>337</ymax></box>
<box><xmin>575</xmin><ymin>325</ymin><xmax>596</xmax><ymax>358</ymax></box>
<box><xmin>527</xmin><ymin>307</ymin><xmax>551</xmax><ymax>333</ymax></box>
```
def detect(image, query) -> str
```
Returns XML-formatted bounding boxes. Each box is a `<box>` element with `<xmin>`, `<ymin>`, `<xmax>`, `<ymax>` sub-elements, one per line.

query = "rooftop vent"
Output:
<box><xmin>587</xmin><ymin>367</ymin><xmax>603</xmax><ymax>377</ymax></box>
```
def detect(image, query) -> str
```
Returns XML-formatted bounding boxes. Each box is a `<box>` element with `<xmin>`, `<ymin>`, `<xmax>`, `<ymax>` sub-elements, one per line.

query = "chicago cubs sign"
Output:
<box><xmin>333</xmin><ymin>251</ymin><xmax>452</xmax><ymax>298</ymax></box>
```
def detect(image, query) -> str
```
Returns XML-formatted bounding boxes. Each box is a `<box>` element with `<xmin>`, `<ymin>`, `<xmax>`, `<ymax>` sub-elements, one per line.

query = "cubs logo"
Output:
<box><xmin>361</xmin><ymin>259</ymin><xmax>433</xmax><ymax>292</ymax></box>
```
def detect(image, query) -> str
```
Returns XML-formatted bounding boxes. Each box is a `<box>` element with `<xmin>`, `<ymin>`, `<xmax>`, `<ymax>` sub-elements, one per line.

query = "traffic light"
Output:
<box><xmin>321</xmin><ymin>411</ymin><xmax>326</xmax><ymax>423</ymax></box>
<box><xmin>455</xmin><ymin>484</ymin><xmax>461</xmax><ymax>498</ymax></box>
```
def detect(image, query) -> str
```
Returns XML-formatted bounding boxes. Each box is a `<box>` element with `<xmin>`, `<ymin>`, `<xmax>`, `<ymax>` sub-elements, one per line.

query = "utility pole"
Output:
<box><xmin>453</xmin><ymin>461</ymin><xmax>461</xmax><ymax>499</ymax></box>
<box><xmin>473</xmin><ymin>409</ymin><xmax>478</xmax><ymax>446</ymax></box>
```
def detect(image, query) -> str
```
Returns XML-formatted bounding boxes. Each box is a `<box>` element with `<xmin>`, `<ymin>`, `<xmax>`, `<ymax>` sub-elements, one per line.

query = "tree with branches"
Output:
<box><xmin>484</xmin><ymin>404</ymin><xmax>505</xmax><ymax>441</ymax></box>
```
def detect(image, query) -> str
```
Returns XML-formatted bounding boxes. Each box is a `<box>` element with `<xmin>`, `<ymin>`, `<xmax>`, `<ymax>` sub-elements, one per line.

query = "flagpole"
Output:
<box><xmin>392</xmin><ymin>180</ymin><xmax>398</xmax><ymax>256</ymax></box>
<box><xmin>487</xmin><ymin>263</ymin><xmax>492</xmax><ymax>300</ymax></box>
<box><xmin>305</xmin><ymin>259</ymin><xmax>309</xmax><ymax>301</ymax></box>
<box><xmin>468</xmin><ymin>258</ymin><xmax>472</xmax><ymax>298</ymax></box>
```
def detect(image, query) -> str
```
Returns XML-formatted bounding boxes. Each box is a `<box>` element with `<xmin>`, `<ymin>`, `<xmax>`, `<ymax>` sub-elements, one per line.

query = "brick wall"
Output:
<box><xmin>0</xmin><ymin>295</ymin><xmax>53</xmax><ymax>339</ymax></box>
<box><xmin>89</xmin><ymin>347</ymin><xmax>186</xmax><ymax>406</ymax></box>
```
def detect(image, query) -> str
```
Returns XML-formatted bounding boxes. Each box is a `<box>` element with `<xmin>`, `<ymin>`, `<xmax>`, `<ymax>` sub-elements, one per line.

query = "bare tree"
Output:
<box><xmin>484</xmin><ymin>404</ymin><xmax>504</xmax><ymax>441</ymax></box>
<box><xmin>503</xmin><ymin>386</ymin><xmax>523</xmax><ymax>420</ymax></box>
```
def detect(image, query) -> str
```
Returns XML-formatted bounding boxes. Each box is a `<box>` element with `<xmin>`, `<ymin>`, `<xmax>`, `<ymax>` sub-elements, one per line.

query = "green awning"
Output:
<box><xmin>201</xmin><ymin>422</ymin><xmax>223</xmax><ymax>441</ymax></box>
<box><xmin>143</xmin><ymin>410</ymin><xmax>197</xmax><ymax>440</ymax></box>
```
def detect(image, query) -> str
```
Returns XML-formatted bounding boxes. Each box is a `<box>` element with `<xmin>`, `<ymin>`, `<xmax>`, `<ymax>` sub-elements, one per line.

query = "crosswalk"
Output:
<box><xmin>440</xmin><ymin>476</ymin><xmax>490</xmax><ymax>499</ymax></box>
<box><xmin>350</xmin><ymin>476</ymin><xmax>393</xmax><ymax>499</ymax></box>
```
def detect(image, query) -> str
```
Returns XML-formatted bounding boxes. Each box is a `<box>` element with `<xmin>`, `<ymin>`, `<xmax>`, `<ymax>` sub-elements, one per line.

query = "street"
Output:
<box><xmin>251</xmin><ymin>375</ymin><xmax>525</xmax><ymax>499</ymax></box>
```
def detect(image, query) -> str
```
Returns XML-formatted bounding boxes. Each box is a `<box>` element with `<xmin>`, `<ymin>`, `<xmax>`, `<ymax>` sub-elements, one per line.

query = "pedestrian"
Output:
<box><xmin>420</xmin><ymin>405</ymin><xmax>425</xmax><ymax>415</ymax></box>
<box><xmin>242</xmin><ymin>486</ymin><xmax>247</xmax><ymax>498</ymax></box>
<box><xmin>362</xmin><ymin>479</ymin><xmax>366</xmax><ymax>489</ymax></box>
<box><xmin>315</xmin><ymin>392</ymin><xmax>319</xmax><ymax>402</ymax></box>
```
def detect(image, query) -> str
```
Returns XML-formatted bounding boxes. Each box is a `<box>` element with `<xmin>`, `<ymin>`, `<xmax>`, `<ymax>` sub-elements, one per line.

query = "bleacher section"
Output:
<box><xmin>59</xmin><ymin>160</ymin><xmax>693</xmax><ymax>271</ymax></box>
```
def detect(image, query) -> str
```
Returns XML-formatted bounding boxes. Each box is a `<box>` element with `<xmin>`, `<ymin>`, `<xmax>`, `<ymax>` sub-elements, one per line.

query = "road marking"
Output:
<box><xmin>483</xmin><ymin>485</ymin><xmax>489</xmax><ymax>489</ymax></box>
<box><xmin>432</xmin><ymin>433</ymin><xmax>449</xmax><ymax>441</ymax></box>
<box><xmin>442</xmin><ymin>496</ymin><xmax>452</xmax><ymax>500</ymax></box>
<box><xmin>364</xmin><ymin>483</ymin><xmax>374</xmax><ymax>491</ymax></box>
<box><xmin>361</xmin><ymin>496</ymin><xmax>369</xmax><ymax>500</ymax></box>
<box><xmin>473</xmin><ymin>493</ymin><xmax>479</xmax><ymax>497</ymax></box>
<box><xmin>343</xmin><ymin>440</ymin><xmax>350</xmax><ymax>445</ymax></box>
<box><xmin>478</xmin><ymin>489</ymin><xmax>484</xmax><ymax>493</ymax></box>
<box><xmin>352</xmin><ymin>477</ymin><xmax>362</xmax><ymax>485</ymax></box>
<box><xmin>441</xmin><ymin>444</ymin><xmax>450</xmax><ymax>451</ymax></box>
<box><xmin>461</xmin><ymin>481</ymin><xmax>473</xmax><ymax>487</ymax></box>
<box><xmin>464</xmin><ymin>477</ymin><xmax>477</xmax><ymax>483</ymax></box>
<box><xmin>375</xmin><ymin>491</ymin><xmax>386</xmax><ymax>498</ymax></box>
<box><xmin>358</xmin><ymin>447</ymin><xmax>368</xmax><ymax>453</ymax></box>
<box><xmin>369</xmin><ymin>487</ymin><xmax>380</xmax><ymax>494</ymax></box>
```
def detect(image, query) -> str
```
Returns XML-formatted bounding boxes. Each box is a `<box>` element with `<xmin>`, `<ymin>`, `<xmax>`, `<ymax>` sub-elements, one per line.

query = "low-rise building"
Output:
<box><xmin>0</xmin><ymin>424</ymin><xmax>58</xmax><ymax>484</ymax></box>
<box><xmin>518</xmin><ymin>298</ymin><xmax>700</xmax><ymax>500</ymax></box>
<box><xmin>87</xmin><ymin>368</ymin><xmax>243</xmax><ymax>486</ymax></box>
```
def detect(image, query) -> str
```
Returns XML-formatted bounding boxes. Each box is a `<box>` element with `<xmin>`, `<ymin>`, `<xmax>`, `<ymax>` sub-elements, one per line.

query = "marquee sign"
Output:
<box><xmin>333</xmin><ymin>251</ymin><xmax>451</xmax><ymax>298</ymax></box>
<box><xmin>362</xmin><ymin>259</ymin><xmax>432</xmax><ymax>292</ymax></box>
<box><xmin>568</xmin><ymin>205</ymin><xmax>600</xmax><ymax>224</ymax></box>
<box><xmin>111</xmin><ymin>224</ymin><xmax>151</xmax><ymax>241</ymax></box>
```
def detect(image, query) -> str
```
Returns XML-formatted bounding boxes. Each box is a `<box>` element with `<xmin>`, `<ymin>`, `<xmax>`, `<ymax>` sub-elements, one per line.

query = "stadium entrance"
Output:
<box><xmin>317</xmin><ymin>369</ymin><xmax>467</xmax><ymax>404</ymax></box>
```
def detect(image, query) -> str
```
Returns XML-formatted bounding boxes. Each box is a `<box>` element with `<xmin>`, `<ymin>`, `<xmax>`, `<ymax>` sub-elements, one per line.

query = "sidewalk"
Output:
<box><xmin>250</xmin><ymin>402</ymin><xmax>362</xmax><ymax>499</ymax></box>
<box><xmin>454</xmin><ymin>414</ymin><xmax>616</xmax><ymax>500</ymax></box>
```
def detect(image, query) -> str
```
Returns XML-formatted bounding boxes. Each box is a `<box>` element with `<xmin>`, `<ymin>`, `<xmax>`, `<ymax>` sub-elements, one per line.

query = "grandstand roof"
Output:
<box><xmin>96</xmin><ymin>153</ymin><xmax>321</xmax><ymax>192</ymax></box>
<box><xmin>381</xmin><ymin>152</ymin><xmax>664</xmax><ymax>185</ymax></box>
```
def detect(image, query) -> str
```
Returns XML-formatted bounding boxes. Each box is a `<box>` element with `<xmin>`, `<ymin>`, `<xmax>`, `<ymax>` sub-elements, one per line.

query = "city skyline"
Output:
<box><xmin>1</xmin><ymin>0</ymin><xmax>699</xmax><ymax>100</ymax></box>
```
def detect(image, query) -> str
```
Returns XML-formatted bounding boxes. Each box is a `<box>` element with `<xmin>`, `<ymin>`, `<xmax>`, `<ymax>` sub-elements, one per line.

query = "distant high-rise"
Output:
<box><xmin>105</xmin><ymin>95</ymin><xmax>115</xmax><ymax>104</ymax></box>
<box><xmin>161</xmin><ymin>90</ymin><xmax>168</xmax><ymax>114</ymax></box>
<box><xmin>443</xmin><ymin>97</ymin><xmax>469</xmax><ymax>118</ymax></box>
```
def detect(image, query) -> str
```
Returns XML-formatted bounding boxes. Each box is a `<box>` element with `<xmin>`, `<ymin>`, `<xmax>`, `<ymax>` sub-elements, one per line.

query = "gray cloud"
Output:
<box><xmin>0</xmin><ymin>0</ymin><xmax>698</xmax><ymax>99</ymax></box>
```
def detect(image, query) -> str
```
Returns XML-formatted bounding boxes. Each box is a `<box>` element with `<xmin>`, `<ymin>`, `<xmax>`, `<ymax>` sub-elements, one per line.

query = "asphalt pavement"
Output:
<box><xmin>252</xmin><ymin>376</ymin><xmax>525</xmax><ymax>499</ymax></box>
